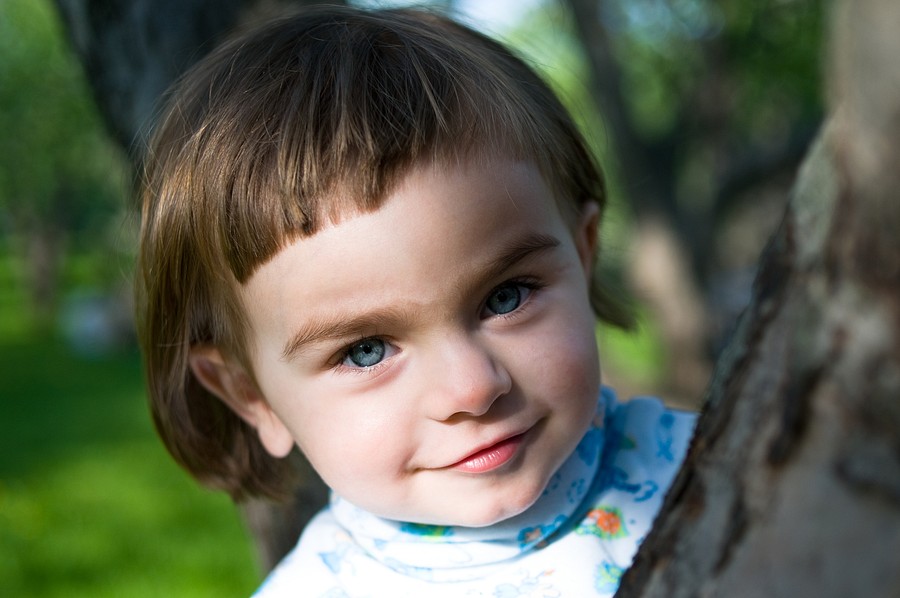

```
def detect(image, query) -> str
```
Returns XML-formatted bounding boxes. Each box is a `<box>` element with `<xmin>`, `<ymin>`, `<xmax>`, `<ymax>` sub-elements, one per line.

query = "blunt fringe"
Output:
<box><xmin>136</xmin><ymin>5</ymin><xmax>633</xmax><ymax>502</ymax></box>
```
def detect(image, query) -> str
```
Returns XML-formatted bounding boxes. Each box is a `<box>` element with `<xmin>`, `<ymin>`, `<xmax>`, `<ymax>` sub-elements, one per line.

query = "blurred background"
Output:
<box><xmin>0</xmin><ymin>0</ymin><xmax>823</xmax><ymax>594</ymax></box>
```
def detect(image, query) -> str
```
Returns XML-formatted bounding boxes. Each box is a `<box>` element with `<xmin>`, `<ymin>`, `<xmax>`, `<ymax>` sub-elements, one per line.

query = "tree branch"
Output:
<box><xmin>562</xmin><ymin>0</ymin><xmax>679</xmax><ymax>216</ymax></box>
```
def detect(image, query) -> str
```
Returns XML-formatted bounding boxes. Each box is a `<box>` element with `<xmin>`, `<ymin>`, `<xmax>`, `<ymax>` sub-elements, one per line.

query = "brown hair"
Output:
<box><xmin>136</xmin><ymin>5</ymin><xmax>632</xmax><ymax>501</ymax></box>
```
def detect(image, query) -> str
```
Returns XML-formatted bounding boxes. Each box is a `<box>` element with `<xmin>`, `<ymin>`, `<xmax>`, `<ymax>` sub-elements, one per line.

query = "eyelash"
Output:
<box><xmin>331</xmin><ymin>336</ymin><xmax>396</xmax><ymax>376</ymax></box>
<box><xmin>329</xmin><ymin>276</ymin><xmax>546</xmax><ymax>375</ymax></box>
<box><xmin>481</xmin><ymin>277</ymin><xmax>544</xmax><ymax>321</ymax></box>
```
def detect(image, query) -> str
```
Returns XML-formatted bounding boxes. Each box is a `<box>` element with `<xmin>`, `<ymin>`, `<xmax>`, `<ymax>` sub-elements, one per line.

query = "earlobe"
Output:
<box><xmin>188</xmin><ymin>346</ymin><xmax>295</xmax><ymax>458</ymax></box>
<box><xmin>574</xmin><ymin>201</ymin><xmax>601</xmax><ymax>278</ymax></box>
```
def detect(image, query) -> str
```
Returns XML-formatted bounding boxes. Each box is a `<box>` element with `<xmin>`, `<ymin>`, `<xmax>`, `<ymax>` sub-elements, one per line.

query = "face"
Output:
<box><xmin>202</xmin><ymin>158</ymin><xmax>601</xmax><ymax>527</ymax></box>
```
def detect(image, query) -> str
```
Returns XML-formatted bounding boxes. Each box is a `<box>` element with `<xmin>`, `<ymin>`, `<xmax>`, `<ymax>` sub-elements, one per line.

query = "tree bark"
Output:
<box><xmin>617</xmin><ymin>0</ymin><xmax>900</xmax><ymax>595</ymax></box>
<box><xmin>54</xmin><ymin>0</ymin><xmax>243</xmax><ymax>153</ymax></box>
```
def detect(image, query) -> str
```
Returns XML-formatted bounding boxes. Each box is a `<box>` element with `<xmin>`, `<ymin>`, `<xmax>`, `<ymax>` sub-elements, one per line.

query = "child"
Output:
<box><xmin>136</xmin><ymin>6</ymin><xmax>696</xmax><ymax>597</ymax></box>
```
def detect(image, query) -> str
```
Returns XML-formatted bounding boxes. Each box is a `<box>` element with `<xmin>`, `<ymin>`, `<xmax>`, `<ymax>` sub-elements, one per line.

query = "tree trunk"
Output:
<box><xmin>23</xmin><ymin>220</ymin><xmax>65</xmax><ymax>330</ymax></box>
<box><xmin>54</xmin><ymin>0</ymin><xmax>243</xmax><ymax>153</ymax></box>
<box><xmin>617</xmin><ymin>0</ymin><xmax>900</xmax><ymax>595</ymax></box>
<box><xmin>53</xmin><ymin>0</ymin><xmax>330</xmax><ymax>154</ymax></box>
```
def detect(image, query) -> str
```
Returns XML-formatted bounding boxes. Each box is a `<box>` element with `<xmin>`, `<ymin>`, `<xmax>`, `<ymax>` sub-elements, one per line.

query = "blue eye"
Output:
<box><xmin>343</xmin><ymin>338</ymin><xmax>386</xmax><ymax>368</ymax></box>
<box><xmin>485</xmin><ymin>283</ymin><xmax>523</xmax><ymax>316</ymax></box>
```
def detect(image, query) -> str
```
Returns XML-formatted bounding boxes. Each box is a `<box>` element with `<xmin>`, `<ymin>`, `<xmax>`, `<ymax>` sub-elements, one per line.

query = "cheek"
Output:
<box><xmin>552</xmin><ymin>331</ymin><xmax>600</xmax><ymax>397</ymax></box>
<box><xmin>292</xmin><ymin>392</ymin><xmax>413</xmax><ymax>488</ymax></box>
<box><xmin>518</xmin><ymin>307</ymin><xmax>600</xmax><ymax>399</ymax></box>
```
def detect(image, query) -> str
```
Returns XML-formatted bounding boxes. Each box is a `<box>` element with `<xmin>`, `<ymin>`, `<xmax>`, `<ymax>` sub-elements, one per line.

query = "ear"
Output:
<box><xmin>573</xmin><ymin>201</ymin><xmax>601</xmax><ymax>279</ymax></box>
<box><xmin>188</xmin><ymin>346</ymin><xmax>294</xmax><ymax>458</ymax></box>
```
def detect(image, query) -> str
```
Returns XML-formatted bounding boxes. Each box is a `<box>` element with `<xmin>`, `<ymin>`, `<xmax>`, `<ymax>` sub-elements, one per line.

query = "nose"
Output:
<box><xmin>426</xmin><ymin>333</ymin><xmax>512</xmax><ymax>421</ymax></box>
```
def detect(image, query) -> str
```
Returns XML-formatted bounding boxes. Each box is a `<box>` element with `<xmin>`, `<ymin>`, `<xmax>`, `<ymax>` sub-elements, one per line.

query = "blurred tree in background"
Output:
<box><xmin>0</xmin><ymin>0</ymin><xmax>130</xmax><ymax>333</ymax></box>
<box><xmin>564</xmin><ymin>0</ymin><xmax>823</xmax><ymax>398</ymax></box>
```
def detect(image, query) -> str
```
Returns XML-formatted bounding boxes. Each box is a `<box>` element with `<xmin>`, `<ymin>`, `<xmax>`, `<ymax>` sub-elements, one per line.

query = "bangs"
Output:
<box><xmin>145</xmin><ymin>6</ymin><xmax>600</xmax><ymax>283</ymax></box>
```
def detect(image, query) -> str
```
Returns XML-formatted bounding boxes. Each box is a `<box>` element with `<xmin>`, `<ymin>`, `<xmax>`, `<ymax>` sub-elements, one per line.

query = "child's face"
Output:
<box><xmin>212</xmin><ymin>158</ymin><xmax>601</xmax><ymax>527</ymax></box>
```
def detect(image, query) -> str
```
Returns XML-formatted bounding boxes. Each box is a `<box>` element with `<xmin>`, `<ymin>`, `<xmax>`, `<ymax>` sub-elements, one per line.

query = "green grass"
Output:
<box><xmin>0</xmin><ymin>333</ymin><xmax>260</xmax><ymax>596</ymax></box>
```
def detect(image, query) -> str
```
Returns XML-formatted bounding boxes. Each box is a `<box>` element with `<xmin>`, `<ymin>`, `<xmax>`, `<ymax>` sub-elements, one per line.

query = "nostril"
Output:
<box><xmin>464</xmin><ymin>361</ymin><xmax>510</xmax><ymax>414</ymax></box>
<box><xmin>428</xmin><ymin>339</ymin><xmax>512</xmax><ymax>421</ymax></box>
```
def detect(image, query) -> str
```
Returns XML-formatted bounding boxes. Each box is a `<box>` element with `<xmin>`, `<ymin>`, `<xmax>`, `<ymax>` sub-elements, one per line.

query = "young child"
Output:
<box><xmin>136</xmin><ymin>6</ymin><xmax>696</xmax><ymax>597</ymax></box>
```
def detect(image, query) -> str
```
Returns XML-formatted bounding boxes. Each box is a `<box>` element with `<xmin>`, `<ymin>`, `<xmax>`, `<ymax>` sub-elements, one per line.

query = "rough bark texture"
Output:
<box><xmin>617</xmin><ymin>0</ymin><xmax>900</xmax><ymax>595</ymax></box>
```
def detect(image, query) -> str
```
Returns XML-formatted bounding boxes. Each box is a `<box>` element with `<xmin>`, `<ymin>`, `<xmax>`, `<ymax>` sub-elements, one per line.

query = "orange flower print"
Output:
<box><xmin>576</xmin><ymin>505</ymin><xmax>628</xmax><ymax>540</ymax></box>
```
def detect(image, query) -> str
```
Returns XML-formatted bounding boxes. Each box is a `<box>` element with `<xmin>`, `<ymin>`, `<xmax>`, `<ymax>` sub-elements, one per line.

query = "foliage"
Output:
<box><xmin>603</xmin><ymin>0</ymin><xmax>821</xmax><ymax>130</ymax></box>
<box><xmin>517</xmin><ymin>0</ymin><xmax>823</xmax><ymax>237</ymax></box>
<box><xmin>0</xmin><ymin>0</ymin><xmax>131</xmax><ymax>319</ymax></box>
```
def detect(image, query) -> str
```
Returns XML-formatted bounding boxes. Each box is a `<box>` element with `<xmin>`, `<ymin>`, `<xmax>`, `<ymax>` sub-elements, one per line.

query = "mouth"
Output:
<box><xmin>445</xmin><ymin>431</ymin><xmax>528</xmax><ymax>474</ymax></box>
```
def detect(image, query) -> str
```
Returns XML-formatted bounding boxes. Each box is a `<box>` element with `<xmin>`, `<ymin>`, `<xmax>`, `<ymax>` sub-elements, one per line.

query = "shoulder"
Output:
<box><xmin>590</xmin><ymin>388</ymin><xmax>696</xmax><ymax>523</ymax></box>
<box><xmin>252</xmin><ymin>507</ymin><xmax>345</xmax><ymax>598</ymax></box>
<box><xmin>600</xmin><ymin>386</ymin><xmax>696</xmax><ymax>475</ymax></box>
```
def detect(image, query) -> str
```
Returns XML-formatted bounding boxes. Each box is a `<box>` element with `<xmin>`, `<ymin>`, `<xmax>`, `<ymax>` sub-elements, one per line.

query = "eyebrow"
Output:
<box><xmin>481</xmin><ymin>232</ymin><xmax>561</xmax><ymax>286</ymax></box>
<box><xmin>280</xmin><ymin>231</ymin><xmax>562</xmax><ymax>360</ymax></box>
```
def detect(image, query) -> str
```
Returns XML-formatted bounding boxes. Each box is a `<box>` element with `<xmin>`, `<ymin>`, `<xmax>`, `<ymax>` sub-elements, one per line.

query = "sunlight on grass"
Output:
<box><xmin>0</xmin><ymin>442</ymin><xmax>258</xmax><ymax>596</ymax></box>
<box><xmin>1</xmin><ymin>331</ymin><xmax>260</xmax><ymax>596</ymax></box>
<box><xmin>0</xmin><ymin>251</ymin><xmax>32</xmax><ymax>338</ymax></box>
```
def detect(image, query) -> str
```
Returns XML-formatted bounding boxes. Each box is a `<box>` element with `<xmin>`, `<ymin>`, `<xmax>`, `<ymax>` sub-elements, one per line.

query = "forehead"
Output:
<box><xmin>238</xmin><ymin>158</ymin><xmax>577</xmax><ymax>349</ymax></box>
<box><xmin>317</xmin><ymin>152</ymin><xmax>578</xmax><ymax>231</ymax></box>
<box><xmin>300</xmin><ymin>157</ymin><xmax>564</xmax><ymax>250</ymax></box>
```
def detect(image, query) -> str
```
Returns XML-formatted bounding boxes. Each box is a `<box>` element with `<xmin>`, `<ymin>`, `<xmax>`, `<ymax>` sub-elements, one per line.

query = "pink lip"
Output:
<box><xmin>448</xmin><ymin>433</ymin><xmax>526</xmax><ymax>473</ymax></box>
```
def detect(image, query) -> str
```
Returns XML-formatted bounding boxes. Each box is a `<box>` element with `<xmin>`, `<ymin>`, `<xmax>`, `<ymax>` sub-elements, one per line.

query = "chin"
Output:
<box><xmin>453</xmin><ymin>478</ymin><xmax>547</xmax><ymax>528</ymax></box>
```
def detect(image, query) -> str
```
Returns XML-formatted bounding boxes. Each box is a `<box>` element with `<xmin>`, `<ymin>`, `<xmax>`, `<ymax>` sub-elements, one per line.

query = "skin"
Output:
<box><xmin>191</xmin><ymin>157</ymin><xmax>602</xmax><ymax>527</ymax></box>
